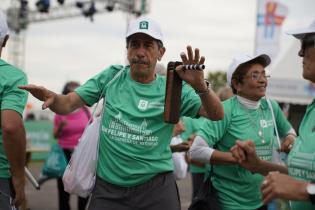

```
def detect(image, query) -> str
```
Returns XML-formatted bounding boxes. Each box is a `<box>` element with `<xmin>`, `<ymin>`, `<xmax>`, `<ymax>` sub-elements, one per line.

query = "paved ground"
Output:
<box><xmin>25</xmin><ymin>162</ymin><xmax>193</xmax><ymax>210</ymax></box>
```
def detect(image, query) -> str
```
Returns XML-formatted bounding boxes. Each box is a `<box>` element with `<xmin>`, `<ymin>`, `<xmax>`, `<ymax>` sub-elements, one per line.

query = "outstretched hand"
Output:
<box><xmin>230</xmin><ymin>140</ymin><xmax>261</xmax><ymax>173</ymax></box>
<box><xmin>19</xmin><ymin>84</ymin><xmax>56</xmax><ymax>110</ymax></box>
<box><xmin>175</xmin><ymin>45</ymin><xmax>207</xmax><ymax>91</ymax></box>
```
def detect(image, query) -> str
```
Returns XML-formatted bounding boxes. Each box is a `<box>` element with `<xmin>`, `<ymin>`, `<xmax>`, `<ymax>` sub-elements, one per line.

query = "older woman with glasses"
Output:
<box><xmin>230</xmin><ymin>20</ymin><xmax>315</xmax><ymax>210</ymax></box>
<box><xmin>189</xmin><ymin>54</ymin><xmax>296</xmax><ymax>210</ymax></box>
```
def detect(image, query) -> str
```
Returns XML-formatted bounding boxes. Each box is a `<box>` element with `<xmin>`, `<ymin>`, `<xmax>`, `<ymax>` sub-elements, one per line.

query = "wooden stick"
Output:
<box><xmin>164</xmin><ymin>61</ymin><xmax>183</xmax><ymax>124</ymax></box>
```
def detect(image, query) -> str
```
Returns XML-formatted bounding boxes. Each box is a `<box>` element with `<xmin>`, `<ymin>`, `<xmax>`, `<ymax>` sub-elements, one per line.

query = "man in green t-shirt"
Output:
<box><xmin>20</xmin><ymin>17</ymin><xmax>224</xmax><ymax>210</ymax></box>
<box><xmin>231</xmin><ymin>19</ymin><xmax>315</xmax><ymax>210</ymax></box>
<box><xmin>0</xmin><ymin>10</ymin><xmax>28</xmax><ymax>210</ymax></box>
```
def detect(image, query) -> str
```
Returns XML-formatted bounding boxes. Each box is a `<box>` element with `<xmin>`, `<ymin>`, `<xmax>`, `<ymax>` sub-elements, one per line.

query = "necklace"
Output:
<box><xmin>242</xmin><ymin>105</ymin><xmax>266</xmax><ymax>144</ymax></box>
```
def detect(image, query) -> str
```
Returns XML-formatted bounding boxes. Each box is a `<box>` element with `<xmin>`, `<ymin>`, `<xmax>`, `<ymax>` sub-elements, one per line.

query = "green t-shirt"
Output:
<box><xmin>181</xmin><ymin>116</ymin><xmax>206</xmax><ymax>141</ymax></box>
<box><xmin>181</xmin><ymin>116</ymin><xmax>207</xmax><ymax>173</ymax></box>
<box><xmin>197</xmin><ymin>96</ymin><xmax>291</xmax><ymax>210</ymax></box>
<box><xmin>288</xmin><ymin>99</ymin><xmax>315</xmax><ymax>210</ymax></box>
<box><xmin>75</xmin><ymin>65</ymin><xmax>201</xmax><ymax>186</ymax></box>
<box><xmin>189</xmin><ymin>161</ymin><xmax>206</xmax><ymax>173</ymax></box>
<box><xmin>0</xmin><ymin>59</ymin><xmax>28</xmax><ymax>178</ymax></box>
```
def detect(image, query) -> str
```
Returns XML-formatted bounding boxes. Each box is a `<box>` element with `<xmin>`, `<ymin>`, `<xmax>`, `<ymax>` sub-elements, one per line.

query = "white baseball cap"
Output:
<box><xmin>126</xmin><ymin>16</ymin><xmax>163</xmax><ymax>43</ymax></box>
<box><xmin>227</xmin><ymin>54</ymin><xmax>271</xmax><ymax>86</ymax></box>
<box><xmin>0</xmin><ymin>10</ymin><xmax>9</xmax><ymax>40</ymax></box>
<box><xmin>286</xmin><ymin>19</ymin><xmax>315</xmax><ymax>39</ymax></box>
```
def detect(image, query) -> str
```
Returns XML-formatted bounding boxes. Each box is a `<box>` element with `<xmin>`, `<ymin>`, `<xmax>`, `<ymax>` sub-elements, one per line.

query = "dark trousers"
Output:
<box><xmin>0</xmin><ymin>178</ymin><xmax>17</xmax><ymax>210</ymax></box>
<box><xmin>256</xmin><ymin>205</ymin><xmax>267</xmax><ymax>210</ymax></box>
<box><xmin>88</xmin><ymin>172</ymin><xmax>181</xmax><ymax>210</ymax></box>
<box><xmin>57</xmin><ymin>148</ymin><xmax>88</xmax><ymax>210</ymax></box>
<box><xmin>191</xmin><ymin>173</ymin><xmax>205</xmax><ymax>200</ymax></box>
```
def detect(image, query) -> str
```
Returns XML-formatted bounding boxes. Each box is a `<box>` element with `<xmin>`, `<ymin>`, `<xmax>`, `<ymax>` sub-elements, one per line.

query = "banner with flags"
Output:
<box><xmin>255</xmin><ymin>0</ymin><xmax>288</xmax><ymax>60</ymax></box>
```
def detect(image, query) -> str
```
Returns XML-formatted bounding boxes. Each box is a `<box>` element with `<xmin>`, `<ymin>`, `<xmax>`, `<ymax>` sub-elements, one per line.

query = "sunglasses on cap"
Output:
<box><xmin>299</xmin><ymin>34</ymin><xmax>315</xmax><ymax>56</ymax></box>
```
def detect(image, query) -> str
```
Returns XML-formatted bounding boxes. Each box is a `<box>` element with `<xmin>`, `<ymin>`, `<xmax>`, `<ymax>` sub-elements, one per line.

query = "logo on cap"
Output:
<box><xmin>139</xmin><ymin>21</ymin><xmax>149</xmax><ymax>30</ymax></box>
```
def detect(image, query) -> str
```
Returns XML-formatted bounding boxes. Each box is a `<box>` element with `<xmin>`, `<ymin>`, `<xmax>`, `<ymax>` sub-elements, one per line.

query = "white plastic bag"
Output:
<box><xmin>170</xmin><ymin>136</ymin><xmax>188</xmax><ymax>180</ymax></box>
<box><xmin>63</xmin><ymin>68</ymin><xmax>125</xmax><ymax>197</ymax></box>
<box><xmin>62</xmin><ymin>116</ymin><xmax>101</xmax><ymax>197</ymax></box>
<box><xmin>172</xmin><ymin>152</ymin><xmax>188</xmax><ymax>180</ymax></box>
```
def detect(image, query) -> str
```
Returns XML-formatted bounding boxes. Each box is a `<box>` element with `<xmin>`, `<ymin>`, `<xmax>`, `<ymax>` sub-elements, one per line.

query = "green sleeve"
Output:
<box><xmin>270</xmin><ymin>100</ymin><xmax>292</xmax><ymax>137</ymax></box>
<box><xmin>181</xmin><ymin>117</ymin><xmax>206</xmax><ymax>141</ymax></box>
<box><xmin>197</xmin><ymin>101</ymin><xmax>231</xmax><ymax>147</ymax></box>
<box><xmin>1</xmin><ymin>69</ymin><xmax>28</xmax><ymax>116</ymax></box>
<box><xmin>180</xmin><ymin>117</ymin><xmax>195</xmax><ymax>141</ymax></box>
<box><xmin>75</xmin><ymin>65</ymin><xmax>123</xmax><ymax>106</ymax></box>
<box><xmin>180</xmin><ymin>82</ymin><xmax>202</xmax><ymax>118</ymax></box>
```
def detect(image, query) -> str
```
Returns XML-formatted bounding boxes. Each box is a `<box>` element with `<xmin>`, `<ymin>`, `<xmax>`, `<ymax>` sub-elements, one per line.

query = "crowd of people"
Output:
<box><xmin>0</xmin><ymin>7</ymin><xmax>315</xmax><ymax>210</ymax></box>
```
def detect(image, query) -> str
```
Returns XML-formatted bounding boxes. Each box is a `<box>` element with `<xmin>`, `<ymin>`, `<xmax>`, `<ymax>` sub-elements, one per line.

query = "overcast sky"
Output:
<box><xmin>1</xmin><ymin>0</ymin><xmax>314</xmax><ymax>109</ymax></box>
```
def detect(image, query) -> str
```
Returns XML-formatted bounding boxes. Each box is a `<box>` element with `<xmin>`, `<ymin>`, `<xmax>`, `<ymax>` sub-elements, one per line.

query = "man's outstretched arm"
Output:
<box><xmin>19</xmin><ymin>85</ymin><xmax>85</xmax><ymax>114</ymax></box>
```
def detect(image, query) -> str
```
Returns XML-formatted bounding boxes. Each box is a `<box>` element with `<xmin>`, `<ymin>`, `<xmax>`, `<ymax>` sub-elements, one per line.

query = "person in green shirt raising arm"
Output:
<box><xmin>189</xmin><ymin>53</ymin><xmax>296</xmax><ymax>210</ymax></box>
<box><xmin>20</xmin><ymin>16</ymin><xmax>223</xmax><ymax>210</ymax></box>
<box><xmin>0</xmin><ymin>10</ymin><xmax>28</xmax><ymax>210</ymax></box>
<box><xmin>231</xmin><ymin>19</ymin><xmax>315</xmax><ymax>210</ymax></box>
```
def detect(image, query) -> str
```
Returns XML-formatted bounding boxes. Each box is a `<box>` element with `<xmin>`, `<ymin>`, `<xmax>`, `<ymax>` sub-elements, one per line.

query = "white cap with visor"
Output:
<box><xmin>286</xmin><ymin>19</ymin><xmax>315</xmax><ymax>39</ymax></box>
<box><xmin>227</xmin><ymin>54</ymin><xmax>271</xmax><ymax>87</ymax></box>
<box><xmin>126</xmin><ymin>16</ymin><xmax>163</xmax><ymax>43</ymax></box>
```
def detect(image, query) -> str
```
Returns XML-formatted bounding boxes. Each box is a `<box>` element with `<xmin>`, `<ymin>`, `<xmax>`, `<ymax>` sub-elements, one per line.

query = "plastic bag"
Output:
<box><xmin>42</xmin><ymin>144</ymin><xmax>67</xmax><ymax>178</ymax></box>
<box><xmin>170</xmin><ymin>136</ymin><xmax>188</xmax><ymax>180</ymax></box>
<box><xmin>172</xmin><ymin>152</ymin><xmax>188</xmax><ymax>180</ymax></box>
<box><xmin>62</xmin><ymin>116</ymin><xmax>101</xmax><ymax>198</ymax></box>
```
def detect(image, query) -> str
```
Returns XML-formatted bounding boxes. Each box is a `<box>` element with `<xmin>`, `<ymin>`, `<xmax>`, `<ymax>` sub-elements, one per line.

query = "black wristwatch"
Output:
<box><xmin>306</xmin><ymin>181</ymin><xmax>315</xmax><ymax>205</ymax></box>
<box><xmin>195</xmin><ymin>80</ymin><xmax>212</xmax><ymax>95</ymax></box>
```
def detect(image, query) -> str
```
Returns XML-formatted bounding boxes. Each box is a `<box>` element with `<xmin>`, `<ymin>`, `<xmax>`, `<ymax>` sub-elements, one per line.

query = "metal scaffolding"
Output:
<box><xmin>5</xmin><ymin>0</ymin><xmax>149</xmax><ymax>69</ymax></box>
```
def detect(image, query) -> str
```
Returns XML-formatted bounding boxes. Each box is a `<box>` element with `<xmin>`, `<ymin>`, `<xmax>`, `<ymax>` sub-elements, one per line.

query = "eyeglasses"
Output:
<box><xmin>244</xmin><ymin>72</ymin><xmax>270</xmax><ymax>81</ymax></box>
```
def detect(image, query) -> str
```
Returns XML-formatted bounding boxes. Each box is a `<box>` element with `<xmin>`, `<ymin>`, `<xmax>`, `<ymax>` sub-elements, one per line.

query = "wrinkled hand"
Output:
<box><xmin>278</xmin><ymin>134</ymin><xmax>295</xmax><ymax>153</ymax></box>
<box><xmin>170</xmin><ymin>142</ymin><xmax>191</xmax><ymax>153</ymax></box>
<box><xmin>175</xmin><ymin>45</ymin><xmax>206</xmax><ymax>91</ymax></box>
<box><xmin>11</xmin><ymin>174</ymin><xmax>25</xmax><ymax>207</ymax></box>
<box><xmin>261</xmin><ymin>172</ymin><xmax>308</xmax><ymax>204</ymax></box>
<box><xmin>19</xmin><ymin>84</ymin><xmax>57</xmax><ymax>110</ymax></box>
<box><xmin>230</xmin><ymin>140</ymin><xmax>261</xmax><ymax>172</ymax></box>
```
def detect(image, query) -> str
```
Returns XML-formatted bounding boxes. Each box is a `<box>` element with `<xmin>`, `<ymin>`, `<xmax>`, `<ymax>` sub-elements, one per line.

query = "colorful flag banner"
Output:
<box><xmin>255</xmin><ymin>0</ymin><xmax>288</xmax><ymax>60</ymax></box>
